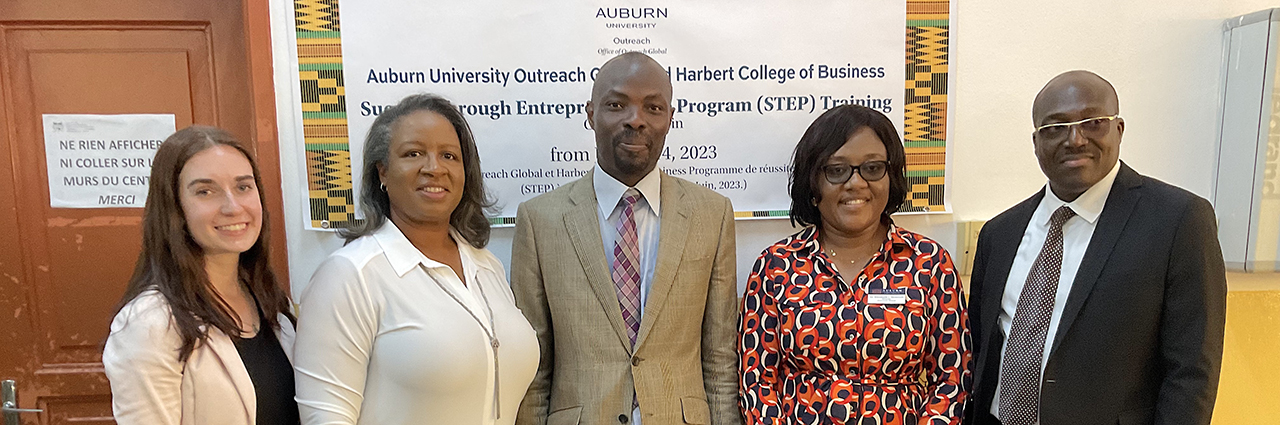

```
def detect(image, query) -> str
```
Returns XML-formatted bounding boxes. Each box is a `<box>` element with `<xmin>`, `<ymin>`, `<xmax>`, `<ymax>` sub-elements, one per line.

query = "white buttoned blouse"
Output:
<box><xmin>293</xmin><ymin>222</ymin><xmax>539</xmax><ymax>425</ymax></box>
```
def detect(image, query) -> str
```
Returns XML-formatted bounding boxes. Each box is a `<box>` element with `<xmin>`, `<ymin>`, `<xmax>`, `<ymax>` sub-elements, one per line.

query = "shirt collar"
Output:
<box><xmin>371</xmin><ymin>221</ymin><xmax>493</xmax><ymax>278</ymax></box>
<box><xmin>786</xmin><ymin>222</ymin><xmax>912</xmax><ymax>259</ymax></box>
<box><xmin>593</xmin><ymin>164</ymin><xmax>662</xmax><ymax>218</ymax></box>
<box><xmin>1041</xmin><ymin>160</ymin><xmax>1121</xmax><ymax>225</ymax></box>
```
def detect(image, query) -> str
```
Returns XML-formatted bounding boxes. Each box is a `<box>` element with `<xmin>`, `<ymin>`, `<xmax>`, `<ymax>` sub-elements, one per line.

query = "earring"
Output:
<box><xmin>380</xmin><ymin>183</ymin><xmax>387</xmax><ymax>192</ymax></box>
<box><xmin>811</xmin><ymin>197</ymin><xmax>818</xmax><ymax>206</ymax></box>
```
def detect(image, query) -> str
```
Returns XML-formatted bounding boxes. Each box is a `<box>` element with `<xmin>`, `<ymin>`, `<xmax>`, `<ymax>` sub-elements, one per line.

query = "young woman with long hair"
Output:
<box><xmin>103</xmin><ymin>126</ymin><xmax>298</xmax><ymax>425</ymax></box>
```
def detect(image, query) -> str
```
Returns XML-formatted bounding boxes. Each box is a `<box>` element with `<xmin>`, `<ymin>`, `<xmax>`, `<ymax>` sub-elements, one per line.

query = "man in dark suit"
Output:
<box><xmin>964</xmin><ymin>70</ymin><xmax>1227</xmax><ymax>425</ymax></box>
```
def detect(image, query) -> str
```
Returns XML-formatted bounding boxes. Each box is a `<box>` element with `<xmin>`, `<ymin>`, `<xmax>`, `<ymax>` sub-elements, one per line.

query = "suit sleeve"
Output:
<box><xmin>919</xmin><ymin>247</ymin><xmax>973</xmax><ymax>425</ymax></box>
<box><xmin>738</xmin><ymin>251</ymin><xmax>784</xmax><ymax>425</ymax></box>
<box><xmin>512</xmin><ymin>202</ymin><xmax>553</xmax><ymax>425</ymax></box>
<box><xmin>1154</xmin><ymin>197</ymin><xmax>1227</xmax><ymax>425</ymax></box>
<box><xmin>293</xmin><ymin>256</ymin><xmax>379</xmax><ymax>425</ymax></box>
<box><xmin>102</xmin><ymin>295</ymin><xmax>183</xmax><ymax>425</ymax></box>
<box><xmin>961</xmin><ymin>225</ymin><xmax>993</xmax><ymax>425</ymax></box>
<box><xmin>705</xmin><ymin>196</ymin><xmax>744</xmax><ymax>425</ymax></box>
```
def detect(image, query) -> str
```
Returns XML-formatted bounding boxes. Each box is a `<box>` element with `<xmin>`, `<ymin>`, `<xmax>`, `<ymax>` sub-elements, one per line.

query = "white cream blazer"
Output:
<box><xmin>103</xmin><ymin>290</ymin><xmax>296</xmax><ymax>425</ymax></box>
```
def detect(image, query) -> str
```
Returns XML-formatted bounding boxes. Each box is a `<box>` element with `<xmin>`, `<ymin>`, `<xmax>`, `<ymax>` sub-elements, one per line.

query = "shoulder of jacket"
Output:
<box><xmin>985</xmin><ymin>191</ymin><xmax>1041</xmax><ymax>230</ymax></box>
<box><xmin>1134</xmin><ymin>173</ymin><xmax>1203</xmax><ymax>208</ymax></box>
<box><xmin>111</xmin><ymin>289</ymin><xmax>177</xmax><ymax>334</ymax></box>
<box><xmin>667</xmin><ymin>174</ymin><xmax>730</xmax><ymax>205</ymax></box>
<box><xmin>119</xmin><ymin>290</ymin><xmax>171</xmax><ymax>318</ymax></box>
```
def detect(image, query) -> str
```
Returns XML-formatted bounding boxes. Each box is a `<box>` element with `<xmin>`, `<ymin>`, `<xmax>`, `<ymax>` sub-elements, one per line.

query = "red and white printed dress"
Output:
<box><xmin>739</xmin><ymin>224</ymin><xmax>972</xmax><ymax>425</ymax></box>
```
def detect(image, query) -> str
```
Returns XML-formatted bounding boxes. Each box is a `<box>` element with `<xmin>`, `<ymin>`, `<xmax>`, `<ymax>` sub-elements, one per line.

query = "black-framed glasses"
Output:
<box><xmin>821</xmin><ymin>160</ymin><xmax>889</xmax><ymax>185</ymax></box>
<box><xmin>1035</xmin><ymin>115</ymin><xmax>1120</xmax><ymax>141</ymax></box>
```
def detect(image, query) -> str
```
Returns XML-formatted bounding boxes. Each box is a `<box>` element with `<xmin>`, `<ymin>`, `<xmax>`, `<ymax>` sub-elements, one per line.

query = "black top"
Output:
<box><xmin>234</xmin><ymin>313</ymin><xmax>300</xmax><ymax>425</ymax></box>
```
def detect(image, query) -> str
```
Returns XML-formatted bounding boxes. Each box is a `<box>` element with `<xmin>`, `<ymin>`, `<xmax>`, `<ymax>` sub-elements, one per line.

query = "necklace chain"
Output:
<box><xmin>424</xmin><ymin>264</ymin><xmax>503</xmax><ymax>419</ymax></box>
<box><xmin>825</xmin><ymin>247</ymin><xmax>866</xmax><ymax>264</ymax></box>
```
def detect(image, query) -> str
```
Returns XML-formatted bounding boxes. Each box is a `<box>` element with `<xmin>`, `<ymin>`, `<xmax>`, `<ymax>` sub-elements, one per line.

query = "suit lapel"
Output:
<box><xmin>1050</xmin><ymin>164</ymin><xmax>1143</xmax><ymax>353</ymax></box>
<box><xmin>203</xmin><ymin>327</ymin><xmax>255</xmax><ymax>422</ymax></box>
<box><xmin>972</xmin><ymin>192</ymin><xmax>1041</xmax><ymax>403</ymax></box>
<box><xmin>563</xmin><ymin>170</ymin><xmax>633</xmax><ymax>350</ymax></box>
<box><xmin>980</xmin><ymin>192</ymin><xmax>1042</xmax><ymax>348</ymax></box>
<box><xmin>634</xmin><ymin>174</ymin><xmax>689</xmax><ymax>349</ymax></box>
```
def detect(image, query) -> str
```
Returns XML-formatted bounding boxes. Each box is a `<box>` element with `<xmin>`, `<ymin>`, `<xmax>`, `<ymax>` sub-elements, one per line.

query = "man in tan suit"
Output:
<box><xmin>512</xmin><ymin>52</ymin><xmax>741</xmax><ymax>425</ymax></box>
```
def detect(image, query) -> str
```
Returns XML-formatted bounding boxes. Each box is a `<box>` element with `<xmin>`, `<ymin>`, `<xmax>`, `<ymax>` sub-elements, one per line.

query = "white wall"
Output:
<box><xmin>950</xmin><ymin>0</ymin><xmax>1280</xmax><ymax>223</ymax></box>
<box><xmin>270</xmin><ymin>0</ymin><xmax>1278</xmax><ymax>295</ymax></box>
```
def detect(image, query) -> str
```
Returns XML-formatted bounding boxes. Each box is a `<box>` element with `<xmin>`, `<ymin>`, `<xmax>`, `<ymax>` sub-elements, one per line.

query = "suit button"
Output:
<box><xmin>619</xmin><ymin>414</ymin><xmax>629</xmax><ymax>423</ymax></box>
<box><xmin>631</xmin><ymin>356</ymin><xmax>642</xmax><ymax>366</ymax></box>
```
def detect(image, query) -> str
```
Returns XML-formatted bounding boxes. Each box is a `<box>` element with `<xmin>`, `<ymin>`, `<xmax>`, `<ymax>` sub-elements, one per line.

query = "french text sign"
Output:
<box><xmin>43</xmin><ymin>114</ymin><xmax>176</xmax><ymax>208</ymax></box>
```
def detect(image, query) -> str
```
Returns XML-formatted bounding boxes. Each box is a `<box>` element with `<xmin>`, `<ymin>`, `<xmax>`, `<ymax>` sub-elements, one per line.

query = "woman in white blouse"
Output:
<box><xmin>293</xmin><ymin>94</ymin><xmax>539</xmax><ymax>425</ymax></box>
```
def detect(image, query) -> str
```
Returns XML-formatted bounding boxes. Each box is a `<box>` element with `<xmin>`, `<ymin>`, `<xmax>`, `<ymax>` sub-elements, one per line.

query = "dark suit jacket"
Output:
<box><xmin>964</xmin><ymin>163</ymin><xmax>1227</xmax><ymax>425</ymax></box>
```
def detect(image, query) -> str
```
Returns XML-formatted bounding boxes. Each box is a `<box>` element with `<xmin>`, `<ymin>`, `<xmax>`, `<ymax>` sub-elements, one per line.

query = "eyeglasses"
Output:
<box><xmin>1035</xmin><ymin>115</ymin><xmax>1120</xmax><ymax>141</ymax></box>
<box><xmin>821</xmin><ymin>160</ymin><xmax>889</xmax><ymax>185</ymax></box>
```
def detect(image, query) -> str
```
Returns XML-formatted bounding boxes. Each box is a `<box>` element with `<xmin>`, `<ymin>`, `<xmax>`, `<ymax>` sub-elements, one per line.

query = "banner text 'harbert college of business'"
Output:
<box><xmin>327</xmin><ymin>0</ymin><xmax>908</xmax><ymax>224</ymax></box>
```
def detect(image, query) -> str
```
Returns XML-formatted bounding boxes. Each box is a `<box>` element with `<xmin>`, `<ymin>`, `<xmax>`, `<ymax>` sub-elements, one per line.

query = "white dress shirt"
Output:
<box><xmin>992</xmin><ymin>161</ymin><xmax>1121</xmax><ymax>420</ymax></box>
<box><xmin>293</xmin><ymin>222</ymin><xmax>539</xmax><ymax>425</ymax></box>
<box><xmin>592</xmin><ymin>165</ymin><xmax>661</xmax><ymax>425</ymax></box>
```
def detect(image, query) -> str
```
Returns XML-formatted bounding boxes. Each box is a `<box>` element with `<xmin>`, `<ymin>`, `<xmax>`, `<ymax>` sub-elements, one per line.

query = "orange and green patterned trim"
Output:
<box><xmin>902</xmin><ymin>0</ymin><xmax>950</xmax><ymax>213</ymax></box>
<box><xmin>295</xmin><ymin>0</ymin><xmax>356</xmax><ymax>229</ymax></box>
<box><xmin>293</xmin><ymin>1</ymin><xmax>951</xmax><ymax>226</ymax></box>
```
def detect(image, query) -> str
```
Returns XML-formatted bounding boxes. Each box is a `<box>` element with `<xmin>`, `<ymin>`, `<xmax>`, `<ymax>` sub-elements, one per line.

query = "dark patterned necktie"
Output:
<box><xmin>999</xmin><ymin>205</ymin><xmax>1076</xmax><ymax>425</ymax></box>
<box><xmin>611</xmin><ymin>189</ymin><xmax>643</xmax><ymax>348</ymax></box>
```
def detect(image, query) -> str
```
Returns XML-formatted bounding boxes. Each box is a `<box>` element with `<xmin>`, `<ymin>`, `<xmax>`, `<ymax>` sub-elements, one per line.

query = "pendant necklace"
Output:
<box><xmin>825</xmin><ymin>246</ymin><xmax>872</xmax><ymax>268</ymax></box>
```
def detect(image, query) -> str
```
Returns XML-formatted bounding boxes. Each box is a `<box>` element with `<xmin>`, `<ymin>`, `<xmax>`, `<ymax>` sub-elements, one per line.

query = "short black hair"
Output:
<box><xmin>342</xmin><ymin>93</ymin><xmax>495</xmax><ymax>247</ymax></box>
<box><xmin>789</xmin><ymin>104</ymin><xmax>907</xmax><ymax>229</ymax></box>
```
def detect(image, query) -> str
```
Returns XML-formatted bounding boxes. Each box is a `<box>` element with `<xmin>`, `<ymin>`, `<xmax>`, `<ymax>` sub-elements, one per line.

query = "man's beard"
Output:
<box><xmin>611</xmin><ymin>128</ymin><xmax>660</xmax><ymax>174</ymax></box>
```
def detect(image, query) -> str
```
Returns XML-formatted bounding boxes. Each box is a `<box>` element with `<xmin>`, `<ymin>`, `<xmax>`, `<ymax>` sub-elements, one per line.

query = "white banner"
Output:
<box><xmin>42</xmin><ymin>114</ymin><xmax>175</xmax><ymax>208</ymax></box>
<box><xmin>339</xmin><ymin>0</ymin><xmax>905</xmax><ymax>219</ymax></box>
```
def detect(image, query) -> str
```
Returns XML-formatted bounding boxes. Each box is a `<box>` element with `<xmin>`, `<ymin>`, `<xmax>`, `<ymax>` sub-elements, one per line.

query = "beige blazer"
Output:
<box><xmin>512</xmin><ymin>170</ymin><xmax>742</xmax><ymax>425</ymax></box>
<box><xmin>103</xmin><ymin>290</ymin><xmax>296</xmax><ymax>425</ymax></box>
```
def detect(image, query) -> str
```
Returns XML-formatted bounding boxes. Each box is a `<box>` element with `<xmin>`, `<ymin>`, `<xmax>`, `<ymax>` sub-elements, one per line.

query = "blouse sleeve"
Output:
<box><xmin>739</xmin><ymin>252</ymin><xmax>785</xmax><ymax>424</ymax></box>
<box><xmin>102</xmin><ymin>293</ymin><xmax>184</xmax><ymax>425</ymax></box>
<box><xmin>293</xmin><ymin>256</ymin><xmax>379</xmax><ymax>425</ymax></box>
<box><xmin>918</xmin><ymin>247</ymin><xmax>973</xmax><ymax>425</ymax></box>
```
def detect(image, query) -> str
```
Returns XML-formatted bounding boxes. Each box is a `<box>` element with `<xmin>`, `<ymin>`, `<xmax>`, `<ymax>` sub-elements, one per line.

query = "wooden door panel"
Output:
<box><xmin>41</xmin><ymin>217</ymin><xmax>143</xmax><ymax>359</ymax></box>
<box><xmin>12</xmin><ymin>27</ymin><xmax>213</xmax><ymax>370</ymax></box>
<box><xmin>2</xmin><ymin>23</ymin><xmax>219</xmax><ymax>425</ymax></box>
<box><xmin>29</xmin><ymin>49</ymin><xmax>197</xmax><ymax>123</ymax></box>
<box><xmin>37</xmin><ymin>393</ymin><xmax>113</xmax><ymax>425</ymax></box>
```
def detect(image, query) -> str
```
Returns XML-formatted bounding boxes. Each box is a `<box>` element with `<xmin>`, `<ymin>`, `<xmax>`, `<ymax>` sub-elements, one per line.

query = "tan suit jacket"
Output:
<box><xmin>512</xmin><ymin>170</ymin><xmax>742</xmax><ymax>425</ymax></box>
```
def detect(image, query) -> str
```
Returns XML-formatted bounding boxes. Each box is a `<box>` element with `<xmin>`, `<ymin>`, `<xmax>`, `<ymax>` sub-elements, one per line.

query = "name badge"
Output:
<box><xmin>867</xmin><ymin>288</ymin><xmax>907</xmax><ymax>305</ymax></box>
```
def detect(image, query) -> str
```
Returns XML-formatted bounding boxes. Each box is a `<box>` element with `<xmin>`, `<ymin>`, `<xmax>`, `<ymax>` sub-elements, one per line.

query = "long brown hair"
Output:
<box><xmin>114</xmin><ymin>125</ymin><xmax>294</xmax><ymax>362</ymax></box>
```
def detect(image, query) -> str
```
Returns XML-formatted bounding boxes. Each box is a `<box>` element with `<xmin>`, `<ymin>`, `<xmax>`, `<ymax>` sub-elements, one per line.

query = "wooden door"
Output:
<box><xmin>0</xmin><ymin>0</ymin><xmax>285</xmax><ymax>423</ymax></box>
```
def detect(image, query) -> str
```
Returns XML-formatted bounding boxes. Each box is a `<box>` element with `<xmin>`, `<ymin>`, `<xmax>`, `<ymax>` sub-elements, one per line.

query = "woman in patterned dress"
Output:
<box><xmin>739</xmin><ymin>105</ymin><xmax>972</xmax><ymax>425</ymax></box>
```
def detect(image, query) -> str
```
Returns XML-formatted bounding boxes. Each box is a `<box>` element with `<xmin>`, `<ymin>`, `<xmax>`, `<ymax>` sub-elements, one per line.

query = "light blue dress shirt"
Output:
<box><xmin>593</xmin><ymin>165</ymin><xmax>662</xmax><ymax>316</ymax></box>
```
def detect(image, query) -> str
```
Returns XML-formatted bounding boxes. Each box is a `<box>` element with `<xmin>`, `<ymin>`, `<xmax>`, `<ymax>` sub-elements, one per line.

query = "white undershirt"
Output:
<box><xmin>992</xmin><ymin>161</ymin><xmax>1120</xmax><ymax>421</ymax></box>
<box><xmin>592</xmin><ymin>165</ymin><xmax>661</xmax><ymax>425</ymax></box>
